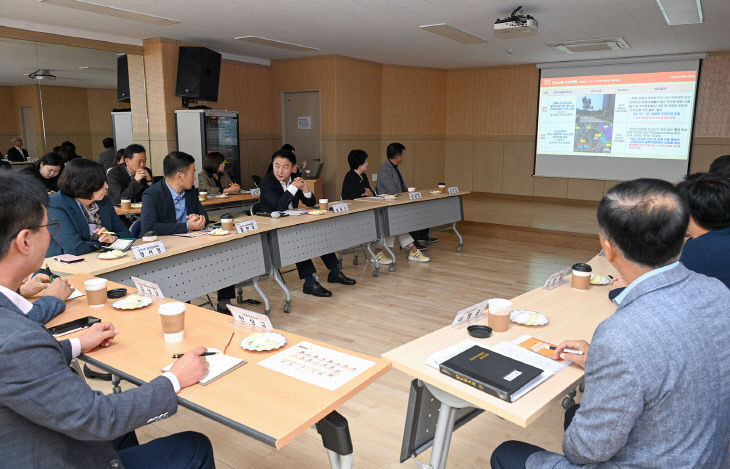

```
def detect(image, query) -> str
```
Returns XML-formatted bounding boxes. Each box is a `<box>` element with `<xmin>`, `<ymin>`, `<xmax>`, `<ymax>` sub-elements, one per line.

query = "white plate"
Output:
<box><xmin>209</xmin><ymin>229</ymin><xmax>230</xmax><ymax>236</ymax></box>
<box><xmin>510</xmin><ymin>310</ymin><xmax>549</xmax><ymax>326</ymax></box>
<box><xmin>112</xmin><ymin>294</ymin><xmax>153</xmax><ymax>310</ymax></box>
<box><xmin>130</xmin><ymin>203</ymin><xmax>142</xmax><ymax>208</ymax></box>
<box><xmin>214</xmin><ymin>194</ymin><xmax>229</xmax><ymax>199</ymax></box>
<box><xmin>97</xmin><ymin>250</ymin><xmax>126</xmax><ymax>260</ymax></box>
<box><xmin>240</xmin><ymin>332</ymin><xmax>286</xmax><ymax>351</ymax></box>
<box><xmin>590</xmin><ymin>273</ymin><xmax>610</xmax><ymax>285</ymax></box>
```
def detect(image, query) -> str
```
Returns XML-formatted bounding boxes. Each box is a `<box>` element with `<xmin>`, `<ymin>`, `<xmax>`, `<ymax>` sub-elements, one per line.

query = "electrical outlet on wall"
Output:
<box><xmin>372</xmin><ymin>173</ymin><xmax>377</xmax><ymax>181</ymax></box>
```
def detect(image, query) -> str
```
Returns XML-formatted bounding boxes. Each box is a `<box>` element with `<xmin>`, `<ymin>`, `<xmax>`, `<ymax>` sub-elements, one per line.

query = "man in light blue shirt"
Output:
<box><xmin>166</xmin><ymin>183</ymin><xmax>188</xmax><ymax>224</ymax></box>
<box><xmin>491</xmin><ymin>179</ymin><xmax>730</xmax><ymax>469</ymax></box>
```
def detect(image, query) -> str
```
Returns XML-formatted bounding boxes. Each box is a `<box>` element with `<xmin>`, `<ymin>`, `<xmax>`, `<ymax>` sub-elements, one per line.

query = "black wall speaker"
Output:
<box><xmin>117</xmin><ymin>54</ymin><xmax>130</xmax><ymax>103</ymax></box>
<box><xmin>175</xmin><ymin>46</ymin><xmax>222</xmax><ymax>101</ymax></box>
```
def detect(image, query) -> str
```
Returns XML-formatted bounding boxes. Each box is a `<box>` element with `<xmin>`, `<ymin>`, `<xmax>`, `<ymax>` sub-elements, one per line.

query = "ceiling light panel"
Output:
<box><xmin>234</xmin><ymin>36</ymin><xmax>320</xmax><ymax>52</ymax></box>
<box><xmin>39</xmin><ymin>0</ymin><xmax>181</xmax><ymax>25</ymax></box>
<box><xmin>419</xmin><ymin>24</ymin><xmax>487</xmax><ymax>45</ymax></box>
<box><xmin>655</xmin><ymin>0</ymin><xmax>703</xmax><ymax>25</ymax></box>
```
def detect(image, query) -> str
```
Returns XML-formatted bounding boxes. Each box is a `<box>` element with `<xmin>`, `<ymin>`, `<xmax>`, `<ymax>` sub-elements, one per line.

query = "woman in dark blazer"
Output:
<box><xmin>20</xmin><ymin>151</ymin><xmax>64</xmax><ymax>193</ymax></box>
<box><xmin>46</xmin><ymin>159</ymin><xmax>130</xmax><ymax>257</ymax></box>
<box><xmin>341</xmin><ymin>149</ymin><xmax>374</xmax><ymax>200</ymax></box>
<box><xmin>197</xmin><ymin>152</ymin><xmax>240</xmax><ymax>196</ymax></box>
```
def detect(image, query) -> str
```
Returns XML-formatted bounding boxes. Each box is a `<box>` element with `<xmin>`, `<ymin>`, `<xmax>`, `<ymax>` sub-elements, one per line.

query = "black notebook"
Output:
<box><xmin>439</xmin><ymin>345</ymin><xmax>543</xmax><ymax>402</ymax></box>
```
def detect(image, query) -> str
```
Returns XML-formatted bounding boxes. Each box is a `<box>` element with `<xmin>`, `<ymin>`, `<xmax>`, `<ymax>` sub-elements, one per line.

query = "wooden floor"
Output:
<box><xmin>91</xmin><ymin>228</ymin><xmax>598</xmax><ymax>468</ymax></box>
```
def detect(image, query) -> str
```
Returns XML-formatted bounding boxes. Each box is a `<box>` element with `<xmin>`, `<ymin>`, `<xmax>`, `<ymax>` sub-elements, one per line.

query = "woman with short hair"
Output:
<box><xmin>46</xmin><ymin>158</ymin><xmax>130</xmax><ymax>257</ymax></box>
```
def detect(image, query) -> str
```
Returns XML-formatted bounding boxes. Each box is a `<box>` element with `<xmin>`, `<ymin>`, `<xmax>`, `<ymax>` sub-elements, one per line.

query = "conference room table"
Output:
<box><xmin>357</xmin><ymin>189</ymin><xmax>467</xmax><ymax>271</ymax></box>
<box><xmin>114</xmin><ymin>192</ymin><xmax>259</xmax><ymax>217</ymax></box>
<box><xmin>382</xmin><ymin>254</ymin><xmax>617</xmax><ymax>469</ymax></box>
<box><xmin>46</xmin><ymin>274</ymin><xmax>392</xmax><ymax>469</ymax></box>
<box><xmin>44</xmin><ymin>219</ymin><xmax>275</xmax><ymax>313</ymax></box>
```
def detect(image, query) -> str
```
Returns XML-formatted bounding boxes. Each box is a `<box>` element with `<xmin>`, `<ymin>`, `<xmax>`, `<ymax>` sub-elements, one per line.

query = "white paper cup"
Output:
<box><xmin>199</xmin><ymin>191</ymin><xmax>208</xmax><ymax>201</ymax></box>
<box><xmin>159</xmin><ymin>302</ymin><xmax>186</xmax><ymax>342</ymax></box>
<box><xmin>408</xmin><ymin>187</ymin><xmax>416</xmax><ymax>192</ymax></box>
<box><xmin>487</xmin><ymin>298</ymin><xmax>512</xmax><ymax>332</ymax></box>
<box><xmin>319</xmin><ymin>199</ymin><xmax>329</xmax><ymax>210</ymax></box>
<box><xmin>120</xmin><ymin>199</ymin><xmax>132</xmax><ymax>210</ymax></box>
<box><xmin>83</xmin><ymin>278</ymin><xmax>108</xmax><ymax>307</ymax></box>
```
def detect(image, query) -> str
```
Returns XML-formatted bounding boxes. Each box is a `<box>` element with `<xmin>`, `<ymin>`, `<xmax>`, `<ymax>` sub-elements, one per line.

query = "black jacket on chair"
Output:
<box><xmin>140</xmin><ymin>179</ymin><xmax>208</xmax><ymax>235</ymax></box>
<box><xmin>259</xmin><ymin>171</ymin><xmax>316</xmax><ymax>212</ymax></box>
<box><xmin>107</xmin><ymin>163</ymin><xmax>152</xmax><ymax>204</ymax></box>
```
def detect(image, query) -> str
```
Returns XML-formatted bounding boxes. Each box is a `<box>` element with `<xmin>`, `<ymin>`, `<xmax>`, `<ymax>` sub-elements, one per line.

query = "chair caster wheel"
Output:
<box><xmin>389</xmin><ymin>265</ymin><xmax>395</xmax><ymax>272</ymax></box>
<box><xmin>373</xmin><ymin>270</ymin><xmax>380</xmax><ymax>277</ymax></box>
<box><xmin>457</xmin><ymin>245</ymin><xmax>463</xmax><ymax>252</ymax></box>
<box><xmin>283</xmin><ymin>304</ymin><xmax>291</xmax><ymax>313</ymax></box>
<box><xmin>353</xmin><ymin>258</ymin><xmax>359</xmax><ymax>265</ymax></box>
<box><xmin>579</xmin><ymin>382</ymin><xmax>585</xmax><ymax>392</ymax></box>
<box><xmin>562</xmin><ymin>396</ymin><xmax>575</xmax><ymax>410</ymax></box>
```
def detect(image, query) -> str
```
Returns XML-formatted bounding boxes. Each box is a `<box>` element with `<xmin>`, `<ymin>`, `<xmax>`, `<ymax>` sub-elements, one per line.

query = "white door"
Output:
<box><xmin>283</xmin><ymin>91</ymin><xmax>321</xmax><ymax>164</ymax></box>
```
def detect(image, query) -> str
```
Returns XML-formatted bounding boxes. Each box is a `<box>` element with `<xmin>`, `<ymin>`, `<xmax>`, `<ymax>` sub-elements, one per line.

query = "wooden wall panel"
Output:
<box><xmin>501</xmin><ymin>140</ymin><xmax>534</xmax><ymax>195</ymax></box>
<box><xmin>533</xmin><ymin>177</ymin><xmax>568</xmax><ymax>199</ymax></box>
<box><xmin>271</xmin><ymin>57</ymin><xmax>337</xmax><ymax>135</ymax></box>
<box><xmin>381</xmin><ymin>65</ymin><xmax>446</xmax><ymax>135</ymax></box>
<box><xmin>336</xmin><ymin>58</ymin><xmax>381</xmax><ymax>135</ymax></box>
<box><xmin>39</xmin><ymin>85</ymin><xmax>92</xmax><ymax>156</ymax></box>
<box><xmin>693</xmin><ymin>53</ymin><xmax>730</xmax><ymax>138</ymax></box>
<box><xmin>413</xmin><ymin>139</ymin><xmax>446</xmax><ymax>188</ymax></box>
<box><xmin>444</xmin><ymin>140</ymin><xmax>474</xmax><ymax>191</ymax></box>
<box><xmin>86</xmin><ymin>88</ymin><xmax>118</xmax><ymax>158</ymax></box>
<box><xmin>473</xmin><ymin>140</ymin><xmax>504</xmax><ymax>193</ymax></box>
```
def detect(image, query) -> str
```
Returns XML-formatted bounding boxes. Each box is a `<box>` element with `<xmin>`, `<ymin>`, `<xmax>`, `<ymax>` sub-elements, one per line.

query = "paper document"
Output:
<box><xmin>282</xmin><ymin>210</ymin><xmax>306</xmax><ymax>216</ymax></box>
<box><xmin>68</xmin><ymin>288</ymin><xmax>84</xmax><ymax>300</ymax></box>
<box><xmin>163</xmin><ymin>348</ymin><xmax>246</xmax><ymax>385</ymax></box>
<box><xmin>258</xmin><ymin>341</ymin><xmax>375</xmax><ymax>391</ymax></box>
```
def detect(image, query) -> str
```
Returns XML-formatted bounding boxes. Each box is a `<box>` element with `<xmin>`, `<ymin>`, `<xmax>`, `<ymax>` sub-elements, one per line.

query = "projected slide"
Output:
<box><xmin>537</xmin><ymin>71</ymin><xmax>697</xmax><ymax>160</ymax></box>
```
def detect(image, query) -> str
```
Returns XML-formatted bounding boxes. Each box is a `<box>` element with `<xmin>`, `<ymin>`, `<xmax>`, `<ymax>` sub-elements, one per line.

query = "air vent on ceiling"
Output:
<box><xmin>547</xmin><ymin>37</ymin><xmax>630</xmax><ymax>54</ymax></box>
<box><xmin>234</xmin><ymin>36</ymin><xmax>319</xmax><ymax>52</ymax></box>
<box><xmin>39</xmin><ymin>0</ymin><xmax>180</xmax><ymax>25</ymax></box>
<box><xmin>419</xmin><ymin>24</ymin><xmax>488</xmax><ymax>45</ymax></box>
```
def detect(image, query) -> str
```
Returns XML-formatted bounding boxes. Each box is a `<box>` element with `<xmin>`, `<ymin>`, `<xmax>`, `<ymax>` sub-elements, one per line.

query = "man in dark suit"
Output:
<box><xmin>98</xmin><ymin>137</ymin><xmax>116</xmax><ymax>171</ymax></box>
<box><xmin>259</xmin><ymin>149</ymin><xmax>356</xmax><ymax>297</ymax></box>
<box><xmin>141</xmin><ymin>151</ymin><xmax>207</xmax><ymax>235</ymax></box>
<box><xmin>108</xmin><ymin>144</ymin><xmax>153</xmax><ymax>205</ymax></box>
<box><xmin>0</xmin><ymin>171</ymin><xmax>214</xmax><ymax>468</ymax></box>
<box><xmin>6</xmin><ymin>136</ymin><xmax>30</xmax><ymax>162</ymax></box>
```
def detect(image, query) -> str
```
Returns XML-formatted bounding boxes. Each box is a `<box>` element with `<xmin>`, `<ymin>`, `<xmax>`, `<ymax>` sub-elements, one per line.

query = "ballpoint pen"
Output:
<box><xmin>172</xmin><ymin>351</ymin><xmax>217</xmax><ymax>359</ymax></box>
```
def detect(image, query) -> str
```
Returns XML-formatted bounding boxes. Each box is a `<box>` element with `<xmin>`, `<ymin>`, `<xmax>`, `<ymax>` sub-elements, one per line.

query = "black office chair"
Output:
<box><xmin>251</xmin><ymin>175</ymin><xmax>262</xmax><ymax>187</ymax></box>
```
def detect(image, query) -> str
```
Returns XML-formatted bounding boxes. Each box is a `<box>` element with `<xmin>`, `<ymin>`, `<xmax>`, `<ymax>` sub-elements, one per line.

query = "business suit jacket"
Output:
<box><xmin>46</xmin><ymin>192</ymin><xmax>131</xmax><ymax>257</ymax></box>
<box><xmin>197</xmin><ymin>170</ymin><xmax>234</xmax><ymax>196</ymax></box>
<box><xmin>375</xmin><ymin>160</ymin><xmax>407</xmax><ymax>195</ymax></box>
<box><xmin>259</xmin><ymin>171</ymin><xmax>315</xmax><ymax>212</ymax></box>
<box><xmin>528</xmin><ymin>264</ymin><xmax>730</xmax><ymax>469</ymax></box>
<box><xmin>98</xmin><ymin>148</ymin><xmax>116</xmax><ymax>172</ymax></box>
<box><xmin>140</xmin><ymin>179</ymin><xmax>208</xmax><ymax>235</ymax></box>
<box><xmin>107</xmin><ymin>163</ymin><xmax>152</xmax><ymax>204</ymax></box>
<box><xmin>6</xmin><ymin>146</ymin><xmax>29</xmax><ymax>162</ymax></box>
<box><xmin>0</xmin><ymin>293</ymin><xmax>178</xmax><ymax>468</ymax></box>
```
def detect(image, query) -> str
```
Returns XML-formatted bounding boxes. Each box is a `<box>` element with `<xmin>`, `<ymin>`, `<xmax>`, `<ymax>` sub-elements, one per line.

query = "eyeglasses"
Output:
<box><xmin>12</xmin><ymin>219</ymin><xmax>61</xmax><ymax>238</ymax></box>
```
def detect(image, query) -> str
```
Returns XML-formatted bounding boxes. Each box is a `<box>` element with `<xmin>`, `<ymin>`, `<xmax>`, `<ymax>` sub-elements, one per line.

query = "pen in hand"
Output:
<box><xmin>172</xmin><ymin>351</ymin><xmax>217</xmax><ymax>359</ymax></box>
<box><xmin>548</xmin><ymin>345</ymin><xmax>584</xmax><ymax>355</ymax></box>
<box><xmin>45</xmin><ymin>264</ymin><xmax>56</xmax><ymax>283</ymax></box>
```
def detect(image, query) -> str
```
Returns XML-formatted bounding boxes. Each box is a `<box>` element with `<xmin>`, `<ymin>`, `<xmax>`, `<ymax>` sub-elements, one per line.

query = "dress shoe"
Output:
<box><xmin>426</xmin><ymin>237</ymin><xmax>438</xmax><ymax>244</ymax></box>
<box><xmin>303</xmin><ymin>281</ymin><xmax>332</xmax><ymax>297</ymax></box>
<box><xmin>83</xmin><ymin>364</ymin><xmax>112</xmax><ymax>381</ymax></box>
<box><xmin>327</xmin><ymin>270</ymin><xmax>356</xmax><ymax>286</ymax></box>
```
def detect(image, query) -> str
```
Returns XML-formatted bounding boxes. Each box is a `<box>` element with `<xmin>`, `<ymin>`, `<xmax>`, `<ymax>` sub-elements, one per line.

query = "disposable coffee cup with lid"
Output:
<box><xmin>159</xmin><ymin>302</ymin><xmax>186</xmax><ymax>343</ymax></box>
<box><xmin>571</xmin><ymin>263</ymin><xmax>592</xmax><ymax>291</ymax></box>
<box><xmin>142</xmin><ymin>231</ymin><xmax>157</xmax><ymax>242</ymax></box>
<box><xmin>220</xmin><ymin>214</ymin><xmax>234</xmax><ymax>231</ymax></box>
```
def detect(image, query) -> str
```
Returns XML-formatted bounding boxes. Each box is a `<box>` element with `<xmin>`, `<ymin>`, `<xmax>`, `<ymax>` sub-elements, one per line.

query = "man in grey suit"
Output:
<box><xmin>491</xmin><ymin>179</ymin><xmax>730</xmax><ymax>469</ymax></box>
<box><xmin>0</xmin><ymin>172</ymin><xmax>215</xmax><ymax>468</ymax></box>
<box><xmin>98</xmin><ymin>137</ymin><xmax>116</xmax><ymax>171</ymax></box>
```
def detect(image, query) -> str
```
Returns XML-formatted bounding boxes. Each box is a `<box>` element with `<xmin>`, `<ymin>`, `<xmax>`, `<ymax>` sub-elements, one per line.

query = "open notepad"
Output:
<box><xmin>162</xmin><ymin>348</ymin><xmax>246</xmax><ymax>385</ymax></box>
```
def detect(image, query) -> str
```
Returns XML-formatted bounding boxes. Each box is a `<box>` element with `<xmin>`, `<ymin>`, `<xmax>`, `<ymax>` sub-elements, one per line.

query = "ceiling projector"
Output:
<box><xmin>494</xmin><ymin>6</ymin><xmax>538</xmax><ymax>38</ymax></box>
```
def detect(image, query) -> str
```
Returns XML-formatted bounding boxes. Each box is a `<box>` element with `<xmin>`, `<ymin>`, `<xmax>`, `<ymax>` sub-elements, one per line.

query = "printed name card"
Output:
<box><xmin>447</xmin><ymin>186</ymin><xmax>459</xmax><ymax>194</ymax></box>
<box><xmin>228</xmin><ymin>305</ymin><xmax>273</xmax><ymax>331</ymax></box>
<box><xmin>235</xmin><ymin>220</ymin><xmax>259</xmax><ymax>233</ymax></box>
<box><xmin>250</xmin><ymin>188</ymin><xmax>261</xmax><ymax>197</ymax></box>
<box><xmin>451</xmin><ymin>300</ymin><xmax>488</xmax><ymax>329</ymax></box>
<box><xmin>543</xmin><ymin>267</ymin><xmax>571</xmax><ymax>290</ymax></box>
<box><xmin>330</xmin><ymin>203</ymin><xmax>349</xmax><ymax>213</ymax></box>
<box><xmin>132</xmin><ymin>241</ymin><xmax>166</xmax><ymax>260</ymax></box>
<box><xmin>131</xmin><ymin>276</ymin><xmax>165</xmax><ymax>300</ymax></box>
<box><xmin>408</xmin><ymin>191</ymin><xmax>423</xmax><ymax>200</ymax></box>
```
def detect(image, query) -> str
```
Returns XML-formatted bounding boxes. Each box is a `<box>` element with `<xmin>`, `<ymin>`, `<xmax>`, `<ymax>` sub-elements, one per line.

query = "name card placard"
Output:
<box><xmin>330</xmin><ymin>203</ymin><xmax>349</xmax><ymax>213</ymax></box>
<box><xmin>408</xmin><ymin>192</ymin><xmax>423</xmax><ymax>200</ymax></box>
<box><xmin>451</xmin><ymin>300</ymin><xmax>488</xmax><ymax>329</ymax></box>
<box><xmin>447</xmin><ymin>186</ymin><xmax>459</xmax><ymax>194</ymax></box>
<box><xmin>228</xmin><ymin>304</ymin><xmax>273</xmax><ymax>331</ymax></box>
<box><xmin>131</xmin><ymin>276</ymin><xmax>165</xmax><ymax>300</ymax></box>
<box><xmin>250</xmin><ymin>188</ymin><xmax>261</xmax><ymax>197</ymax></box>
<box><xmin>132</xmin><ymin>241</ymin><xmax>166</xmax><ymax>260</ymax></box>
<box><xmin>543</xmin><ymin>267</ymin><xmax>571</xmax><ymax>290</ymax></box>
<box><xmin>235</xmin><ymin>220</ymin><xmax>259</xmax><ymax>234</ymax></box>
